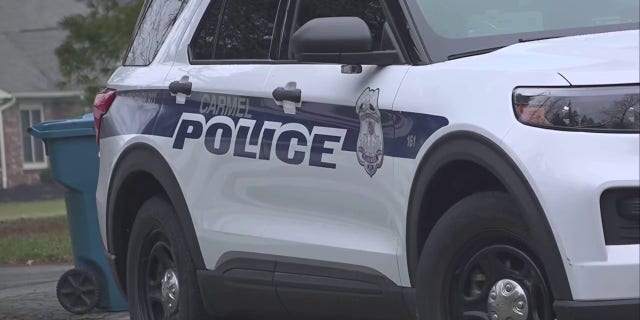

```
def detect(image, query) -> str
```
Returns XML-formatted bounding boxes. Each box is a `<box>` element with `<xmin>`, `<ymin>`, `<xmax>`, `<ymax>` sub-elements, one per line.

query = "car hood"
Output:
<box><xmin>471</xmin><ymin>30</ymin><xmax>639</xmax><ymax>86</ymax></box>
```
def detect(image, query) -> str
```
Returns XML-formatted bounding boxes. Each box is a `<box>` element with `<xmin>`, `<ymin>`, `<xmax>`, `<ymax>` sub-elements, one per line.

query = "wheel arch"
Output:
<box><xmin>406</xmin><ymin>131</ymin><xmax>573</xmax><ymax>300</ymax></box>
<box><xmin>106</xmin><ymin>143</ymin><xmax>206</xmax><ymax>292</ymax></box>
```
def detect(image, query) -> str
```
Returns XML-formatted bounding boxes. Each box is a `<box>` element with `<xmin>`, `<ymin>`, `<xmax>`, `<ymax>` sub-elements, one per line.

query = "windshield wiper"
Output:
<box><xmin>447</xmin><ymin>46</ymin><xmax>506</xmax><ymax>60</ymax></box>
<box><xmin>447</xmin><ymin>35</ymin><xmax>564</xmax><ymax>60</ymax></box>
<box><xmin>518</xmin><ymin>35</ymin><xmax>561</xmax><ymax>43</ymax></box>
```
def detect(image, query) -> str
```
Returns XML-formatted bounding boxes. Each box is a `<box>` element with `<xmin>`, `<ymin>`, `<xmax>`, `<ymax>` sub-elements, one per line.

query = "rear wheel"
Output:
<box><xmin>416</xmin><ymin>192</ymin><xmax>555</xmax><ymax>320</ymax></box>
<box><xmin>126</xmin><ymin>197</ymin><xmax>207</xmax><ymax>320</ymax></box>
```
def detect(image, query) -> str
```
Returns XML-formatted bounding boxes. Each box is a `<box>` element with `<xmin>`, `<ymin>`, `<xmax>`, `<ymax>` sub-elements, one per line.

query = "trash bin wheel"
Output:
<box><xmin>56</xmin><ymin>268</ymin><xmax>101</xmax><ymax>314</ymax></box>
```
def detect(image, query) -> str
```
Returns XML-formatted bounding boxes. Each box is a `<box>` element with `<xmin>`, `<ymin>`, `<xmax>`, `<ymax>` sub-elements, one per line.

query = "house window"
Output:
<box><xmin>20</xmin><ymin>105</ymin><xmax>46</xmax><ymax>169</ymax></box>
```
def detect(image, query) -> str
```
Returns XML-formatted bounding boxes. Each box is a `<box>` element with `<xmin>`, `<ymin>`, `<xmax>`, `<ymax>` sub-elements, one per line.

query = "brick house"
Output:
<box><xmin>0</xmin><ymin>0</ymin><xmax>89</xmax><ymax>189</ymax></box>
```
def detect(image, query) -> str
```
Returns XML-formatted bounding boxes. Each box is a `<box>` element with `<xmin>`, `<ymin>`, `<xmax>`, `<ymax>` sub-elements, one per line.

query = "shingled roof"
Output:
<box><xmin>0</xmin><ymin>0</ymin><xmax>89</xmax><ymax>94</ymax></box>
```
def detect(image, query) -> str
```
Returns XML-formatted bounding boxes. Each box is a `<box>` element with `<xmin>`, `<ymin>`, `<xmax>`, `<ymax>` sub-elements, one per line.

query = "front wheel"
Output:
<box><xmin>126</xmin><ymin>197</ymin><xmax>207</xmax><ymax>320</ymax></box>
<box><xmin>416</xmin><ymin>192</ymin><xmax>555</xmax><ymax>320</ymax></box>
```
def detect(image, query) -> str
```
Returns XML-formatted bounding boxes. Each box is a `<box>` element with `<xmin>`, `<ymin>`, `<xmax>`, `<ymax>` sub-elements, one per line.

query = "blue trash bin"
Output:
<box><xmin>28</xmin><ymin>114</ymin><xmax>127</xmax><ymax>314</ymax></box>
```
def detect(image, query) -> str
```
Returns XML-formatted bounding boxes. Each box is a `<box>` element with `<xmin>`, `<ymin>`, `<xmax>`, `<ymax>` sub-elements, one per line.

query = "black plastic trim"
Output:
<box><xmin>168</xmin><ymin>79</ymin><xmax>192</xmax><ymax>96</ymax></box>
<box><xmin>554</xmin><ymin>299</ymin><xmax>640</xmax><ymax>320</ymax></box>
<box><xmin>297</xmin><ymin>50</ymin><xmax>400</xmax><ymax>65</ymax></box>
<box><xmin>600</xmin><ymin>188</ymin><xmax>640</xmax><ymax>245</ymax></box>
<box><xmin>198</xmin><ymin>252</ymin><xmax>415</xmax><ymax>320</ymax></box>
<box><xmin>393</xmin><ymin>0</ymin><xmax>429</xmax><ymax>64</ymax></box>
<box><xmin>405</xmin><ymin>131</ymin><xmax>573</xmax><ymax>300</ymax></box>
<box><xmin>398</xmin><ymin>0</ymin><xmax>432</xmax><ymax>64</ymax></box>
<box><xmin>106</xmin><ymin>144</ymin><xmax>206</xmax><ymax>289</ymax></box>
<box><xmin>189</xmin><ymin>58</ymin><xmax>316</xmax><ymax>65</ymax></box>
<box><xmin>272</xmin><ymin>86</ymin><xmax>302</xmax><ymax>103</ymax></box>
<box><xmin>292</xmin><ymin>16</ymin><xmax>374</xmax><ymax>54</ymax></box>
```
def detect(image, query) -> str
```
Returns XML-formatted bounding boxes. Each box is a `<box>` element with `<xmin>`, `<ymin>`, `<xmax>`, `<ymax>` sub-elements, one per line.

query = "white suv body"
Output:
<box><xmin>95</xmin><ymin>1</ymin><xmax>639</xmax><ymax>319</ymax></box>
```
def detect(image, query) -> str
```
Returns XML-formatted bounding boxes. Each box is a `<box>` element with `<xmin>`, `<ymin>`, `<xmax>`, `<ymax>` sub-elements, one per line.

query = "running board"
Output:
<box><xmin>197</xmin><ymin>252</ymin><xmax>416</xmax><ymax>320</ymax></box>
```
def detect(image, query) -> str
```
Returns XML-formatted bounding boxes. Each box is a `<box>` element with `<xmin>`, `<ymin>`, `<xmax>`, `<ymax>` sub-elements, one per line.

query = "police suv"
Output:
<box><xmin>95</xmin><ymin>0</ymin><xmax>640</xmax><ymax>319</ymax></box>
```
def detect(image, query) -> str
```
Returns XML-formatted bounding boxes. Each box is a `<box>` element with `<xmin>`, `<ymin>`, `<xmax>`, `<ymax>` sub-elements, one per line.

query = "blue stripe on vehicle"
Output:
<box><xmin>101</xmin><ymin>90</ymin><xmax>448</xmax><ymax>160</ymax></box>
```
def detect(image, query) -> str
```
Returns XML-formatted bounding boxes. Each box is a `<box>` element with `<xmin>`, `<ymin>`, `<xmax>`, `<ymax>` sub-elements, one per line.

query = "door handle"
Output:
<box><xmin>272</xmin><ymin>87</ymin><xmax>301</xmax><ymax>103</ymax></box>
<box><xmin>169</xmin><ymin>77</ymin><xmax>192</xmax><ymax>96</ymax></box>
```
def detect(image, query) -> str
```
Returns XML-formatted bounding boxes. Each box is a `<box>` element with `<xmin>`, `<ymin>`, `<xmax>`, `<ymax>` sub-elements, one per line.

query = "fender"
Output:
<box><xmin>406</xmin><ymin>131</ymin><xmax>573</xmax><ymax>300</ymax></box>
<box><xmin>107</xmin><ymin>144</ymin><xmax>206</xmax><ymax>272</ymax></box>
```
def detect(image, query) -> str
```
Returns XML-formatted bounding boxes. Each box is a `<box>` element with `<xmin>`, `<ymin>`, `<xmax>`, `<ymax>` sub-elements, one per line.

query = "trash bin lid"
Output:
<box><xmin>28</xmin><ymin>114</ymin><xmax>95</xmax><ymax>139</ymax></box>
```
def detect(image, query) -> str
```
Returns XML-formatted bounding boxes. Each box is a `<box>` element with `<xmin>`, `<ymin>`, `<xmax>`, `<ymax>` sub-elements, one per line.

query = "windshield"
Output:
<box><xmin>410</xmin><ymin>0</ymin><xmax>640</xmax><ymax>62</ymax></box>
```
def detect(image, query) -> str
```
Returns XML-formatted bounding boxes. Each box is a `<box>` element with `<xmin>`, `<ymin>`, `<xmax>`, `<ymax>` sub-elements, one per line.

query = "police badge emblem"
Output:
<box><xmin>355</xmin><ymin>88</ymin><xmax>384</xmax><ymax>177</ymax></box>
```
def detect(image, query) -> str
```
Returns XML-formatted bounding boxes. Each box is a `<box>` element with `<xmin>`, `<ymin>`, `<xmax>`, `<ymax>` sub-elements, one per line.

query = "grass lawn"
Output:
<box><xmin>0</xmin><ymin>200</ymin><xmax>73</xmax><ymax>265</ymax></box>
<box><xmin>0</xmin><ymin>199</ymin><xmax>67</xmax><ymax>222</ymax></box>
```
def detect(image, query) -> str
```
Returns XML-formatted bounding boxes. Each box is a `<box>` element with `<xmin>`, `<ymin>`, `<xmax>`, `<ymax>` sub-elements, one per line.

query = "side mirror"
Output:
<box><xmin>292</xmin><ymin>17</ymin><xmax>399</xmax><ymax>66</ymax></box>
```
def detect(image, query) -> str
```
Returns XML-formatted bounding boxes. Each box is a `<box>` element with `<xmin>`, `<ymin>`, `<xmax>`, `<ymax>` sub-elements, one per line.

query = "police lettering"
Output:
<box><xmin>172</xmin><ymin>114</ymin><xmax>345</xmax><ymax>169</ymax></box>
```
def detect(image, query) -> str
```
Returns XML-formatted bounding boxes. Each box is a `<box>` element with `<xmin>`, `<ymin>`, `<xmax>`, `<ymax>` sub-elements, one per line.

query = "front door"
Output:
<box><xmin>259</xmin><ymin>0</ymin><xmax>410</xmax><ymax>285</ymax></box>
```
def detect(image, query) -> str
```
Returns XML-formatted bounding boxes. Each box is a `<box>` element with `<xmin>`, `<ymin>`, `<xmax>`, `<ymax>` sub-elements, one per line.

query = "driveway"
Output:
<box><xmin>0</xmin><ymin>265</ymin><xmax>129</xmax><ymax>320</ymax></box>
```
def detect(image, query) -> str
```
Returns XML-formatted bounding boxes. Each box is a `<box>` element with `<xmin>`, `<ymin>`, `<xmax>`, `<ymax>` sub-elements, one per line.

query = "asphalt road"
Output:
<box><xmin>0</xmin><ymin>265</ymin><xmax>129</xmax><ymax>320</ymax></box>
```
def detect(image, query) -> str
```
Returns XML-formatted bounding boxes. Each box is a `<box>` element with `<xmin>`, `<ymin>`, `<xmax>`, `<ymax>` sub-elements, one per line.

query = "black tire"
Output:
<box><xmin>416</xmin><ymin>192</ymin><xmax>555</xmax><ymax>320</ymax></box>
<box><xmin>56</xmin><ymin>268</ymin><xmax>100</xmax><ymax>314</ymax></box>
<box><xmin>126</xmin><ymin>196</ymin><xmax>208</xmax><ymax>320</ymax></box>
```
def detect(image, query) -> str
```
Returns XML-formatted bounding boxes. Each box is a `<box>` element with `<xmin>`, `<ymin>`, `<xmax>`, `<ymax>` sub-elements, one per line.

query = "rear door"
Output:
<box><xmin>162</xmin><ymin>0</ymin><xmax>287</xmax><ymax>266</ymax></box>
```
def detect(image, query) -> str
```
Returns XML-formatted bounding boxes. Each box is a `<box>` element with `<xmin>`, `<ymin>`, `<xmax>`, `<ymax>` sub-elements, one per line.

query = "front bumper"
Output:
<box><xmin>503</xmin><ymin>126</ymin><xmax>639</xmax><ymax>300</ymax></box>
<box><xmin>555</xmin><ymin>299</ymin><xmax>640</xmax><ymax>320</ymax></box>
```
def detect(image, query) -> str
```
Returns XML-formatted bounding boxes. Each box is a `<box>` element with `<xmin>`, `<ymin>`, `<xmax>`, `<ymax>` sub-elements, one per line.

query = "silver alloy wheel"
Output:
<box><xmin>142</xmin><ymin>236</ymin><xmax>181</xmax><ymax>319</ymax></box>
<box><xmin>487</xmin><ymin>279</ymin><xmax>528</xmax><ymax>320</ymax></box>
<box><xmin>450</xmin><ymin>244</ymin><xmax>553</xmax><ymax>319</ymax></box>
<box><xmin>161</xmin><ymin>269</ymin><xmax>180</xmax><ymax>313</ymax></box>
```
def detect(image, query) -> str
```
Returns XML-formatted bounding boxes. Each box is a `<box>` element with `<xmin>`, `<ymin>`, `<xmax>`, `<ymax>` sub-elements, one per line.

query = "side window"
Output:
<box><xmin>124</xmin><ymin>0</ymin><xmax>187</xmax><ymax>66</ymax></box>
<box><xmin>189</xmin><ymin>0</ymin><xmax>223</xmax><ymax>61</ymax></box>
<box><xmin>285</xmin><ymin>0</ymin><xmax>387</xmax><ymax>59</ymax></box>
<box><xmin>20</xmin><ymin>105</ymin><xmax>46</xmax><ymax>169</ymax></box>
<box><xmin>190</xmin><ymin>0</ymin><xmax>280</xmax><ymax>61</ymax></box>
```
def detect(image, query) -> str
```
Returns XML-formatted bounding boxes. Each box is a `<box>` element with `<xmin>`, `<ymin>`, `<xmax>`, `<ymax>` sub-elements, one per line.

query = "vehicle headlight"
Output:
<box><xmin>513</xmin><ymin>86</ymin><xmax>640</xmax><ymax>133</ymax></box>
